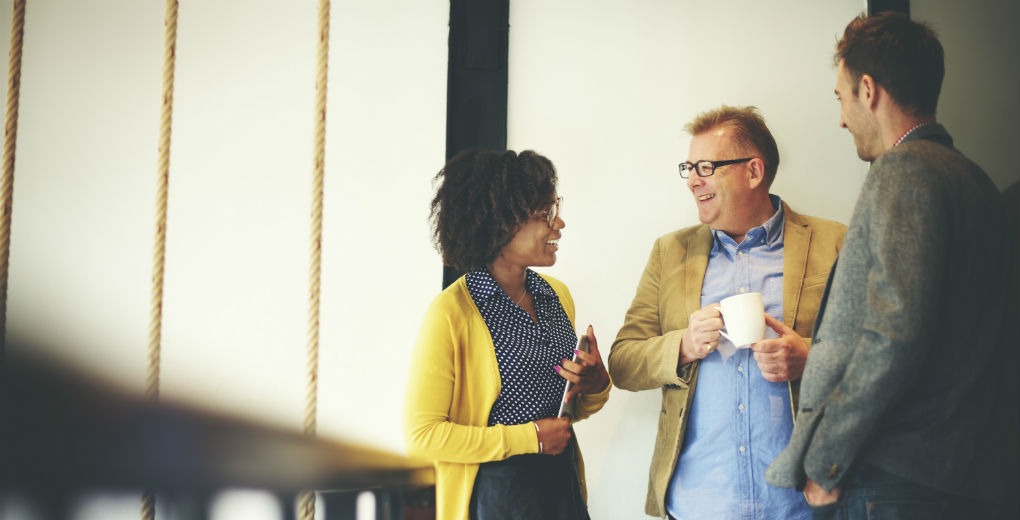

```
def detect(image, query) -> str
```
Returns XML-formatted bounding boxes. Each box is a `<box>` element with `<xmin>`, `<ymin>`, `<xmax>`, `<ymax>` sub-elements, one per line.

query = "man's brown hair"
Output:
<box><xmin>685</xmin><ymin>105</ymin><xmax>780</xmax><ymax>187</ymax></box>
<box><xmin>836</xmin><ymin>12</ymin><xmax>944</xmax><ymax>116</ymax></box>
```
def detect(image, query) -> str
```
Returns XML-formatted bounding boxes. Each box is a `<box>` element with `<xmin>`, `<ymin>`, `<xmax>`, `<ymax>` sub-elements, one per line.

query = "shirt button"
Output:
<box><xmin>738</xmin><ymin>365</ymin><xmax>744</xmax><ymax>372</ymax></box>
<box><xmin>738</xmin><ymin>404</ymin><xmax>744</xmax><ymax>411</ymax></box>
<box><xmin>739</xmin><ymin>287</ymin><xmax>747</xmax><ymax>293</ymax></box>
<box><xmin>739</xmin><ymin>446</ymin><xmax>746</xmax><ymax>453</ymax></box>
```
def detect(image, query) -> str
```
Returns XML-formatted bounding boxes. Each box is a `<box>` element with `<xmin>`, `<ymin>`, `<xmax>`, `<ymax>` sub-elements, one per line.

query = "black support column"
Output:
<box><xmin>443</xmin><ymin>0</ymin><xmax>510</xmax><ymax>289</ymax></box>
<box><xmin>868</xmin><ymin>0</ymin><xmax>909</xmax><ymax>16</ymax></box>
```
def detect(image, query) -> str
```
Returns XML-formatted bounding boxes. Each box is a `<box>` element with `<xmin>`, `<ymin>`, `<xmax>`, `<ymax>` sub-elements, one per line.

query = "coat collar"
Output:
<box><xmin>899</xmin><ymin>122</ymin><xmax>954</xmax><ymax>150</ymax></box>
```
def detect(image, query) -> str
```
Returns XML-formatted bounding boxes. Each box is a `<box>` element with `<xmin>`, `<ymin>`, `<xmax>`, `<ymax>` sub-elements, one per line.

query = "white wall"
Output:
<box><xmin>2</xmin><ymin>1</ymin><xmax>1017</xmax><ymax>519</ymax></box>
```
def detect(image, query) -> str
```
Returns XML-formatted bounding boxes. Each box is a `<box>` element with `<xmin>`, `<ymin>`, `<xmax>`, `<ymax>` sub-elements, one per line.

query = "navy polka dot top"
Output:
<box><xmin>466</xmin><ymin>268</ymin><xmax>578</xmax><ymax>427</ymax></box>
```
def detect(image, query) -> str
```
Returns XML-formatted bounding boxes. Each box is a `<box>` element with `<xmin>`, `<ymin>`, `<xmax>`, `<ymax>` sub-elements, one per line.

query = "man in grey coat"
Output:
<box><xmin>766</xmin><ymin>12</ymin><xmax>1009</xmax><ymax>519</ymax></box>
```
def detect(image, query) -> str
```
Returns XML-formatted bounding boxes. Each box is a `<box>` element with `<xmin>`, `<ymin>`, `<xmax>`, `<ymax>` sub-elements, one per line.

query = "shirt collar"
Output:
<box><xmin>711</xmin><ymin>194</ymin><xmax>785</xmax><ymax>249</ymax></box>
<box><xmin>760</xmin><ymin>194</ymin><xmax>785</xmax><ymax>245</ymax></box>
<box><xmin>525</xmin><ymin>269</ymin><xmax>556</xmax><ymax>298</ymax></box>
<box><xmin>467</xmin><ymin>267</ymin><xmax>555</xmax><ymax>301</ymax></box>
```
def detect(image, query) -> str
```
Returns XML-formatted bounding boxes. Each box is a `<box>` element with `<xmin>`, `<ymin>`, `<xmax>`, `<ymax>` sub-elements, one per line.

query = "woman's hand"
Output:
<box><xmin>534</xmin><ymin>417</ymin><xmax>572</xmax><ymax>455</ymax></box>
<box><xmin>557</xmin><ymin>325</ymin><xmax>610</xmax><ymax>404</ymax></box>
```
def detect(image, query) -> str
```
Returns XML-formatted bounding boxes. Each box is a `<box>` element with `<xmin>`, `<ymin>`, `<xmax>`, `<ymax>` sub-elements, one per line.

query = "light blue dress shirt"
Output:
<box><xmin>666</xmin><ymin>195</ymin><xmax>810</xmax><ymax>520</ymax></box>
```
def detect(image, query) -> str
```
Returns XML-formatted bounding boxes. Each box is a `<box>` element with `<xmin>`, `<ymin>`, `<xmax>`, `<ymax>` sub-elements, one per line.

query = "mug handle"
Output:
<box><xmin>715</xmin><ymin>304</ymin><xmax>732</xmax><ymax>342</ymax></box>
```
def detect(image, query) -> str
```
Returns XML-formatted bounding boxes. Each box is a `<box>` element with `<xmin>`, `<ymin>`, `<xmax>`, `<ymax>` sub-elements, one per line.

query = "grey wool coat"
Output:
<box><xmin>766</xmin><ymin>124</ymin><xmax>1009</xmax><ymax>502</ymax></box>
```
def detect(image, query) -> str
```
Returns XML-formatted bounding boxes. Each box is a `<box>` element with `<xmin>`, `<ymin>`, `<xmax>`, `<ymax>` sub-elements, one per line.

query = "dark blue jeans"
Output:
<box><xmin>808</xmin><ymin>465</ymin><xmax>987</xmax><ymax>520</ymax></box>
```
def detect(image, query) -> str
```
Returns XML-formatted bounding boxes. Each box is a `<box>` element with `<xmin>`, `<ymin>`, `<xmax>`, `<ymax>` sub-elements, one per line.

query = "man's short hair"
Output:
<box><xmin>836</xmin><ymin>12</ymin><xmax>944</xmax><ymax>117</ymax></box>
<box><xmin>684</xmin><ymin>105</ymin><xmax>780</xmax><ymax>187</ymax></box>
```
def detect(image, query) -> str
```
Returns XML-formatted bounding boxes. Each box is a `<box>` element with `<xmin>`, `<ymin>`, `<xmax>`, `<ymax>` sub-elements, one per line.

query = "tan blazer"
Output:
<box><xmin>608</xmin><ymin>202</ymin><xmax>845</xmax><ymax>517</ymax></box>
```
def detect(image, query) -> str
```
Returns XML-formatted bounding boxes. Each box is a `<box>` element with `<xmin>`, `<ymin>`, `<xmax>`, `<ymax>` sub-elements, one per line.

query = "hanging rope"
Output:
<box><xmin>0</xmin><ymin>0</ymin><xmax>26</xmax><ymax>355</ymax></box>
<box><xmin>142</xmin><ymin>0</ymin><xmax>178</xmax><ymax>518</ymax></box>
<box><xmin>298</xmin><ymin>0</ymin><xmax>330</xmax><ymax>518</ymax></box>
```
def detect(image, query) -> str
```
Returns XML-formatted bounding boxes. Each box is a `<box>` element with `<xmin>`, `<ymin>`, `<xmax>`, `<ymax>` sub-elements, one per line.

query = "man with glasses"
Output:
<box><xmin>608</xmin><ymin>105</ymin><xmax>846</xmax><ymax>519</ymax></box>
<box><xmin>766</xmin><ymin>13</ymin><xmax>1009</xmax><ymax>519</ymax></box>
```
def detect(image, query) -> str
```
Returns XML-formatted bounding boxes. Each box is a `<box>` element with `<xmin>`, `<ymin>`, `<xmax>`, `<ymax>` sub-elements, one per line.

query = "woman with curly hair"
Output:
<box><xmin>403</xmin><ymin>148</ymin><xmax>611</xmax><ymax>520</ymax></box>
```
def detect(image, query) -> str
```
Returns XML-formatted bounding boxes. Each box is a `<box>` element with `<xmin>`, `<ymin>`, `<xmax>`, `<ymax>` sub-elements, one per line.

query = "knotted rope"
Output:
<box><xmin>298</xmin><ymin>1</ymin><xmax>330</xmax><ymax>518</ymax></box>
<box><xmin>0</xmin><ymin>0</ymin><xmax>26</xmax><ymax>354</ymax></box>
<box><xmin>142</xmin><ymin>0</ymin><xmax>178</xmax><ymax>518</ymax></box>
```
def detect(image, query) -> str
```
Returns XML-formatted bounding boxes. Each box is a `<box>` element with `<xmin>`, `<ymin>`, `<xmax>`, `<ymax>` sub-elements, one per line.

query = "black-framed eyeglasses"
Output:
<box><xmin>534</xmin><ymin>196</ymin><xmax>562</xmax><ymax>227</ymax></box>
<box><xmin>678</xmin><ymin>157</ymin><xmax>753</xmax><ymax>178</ymax></box>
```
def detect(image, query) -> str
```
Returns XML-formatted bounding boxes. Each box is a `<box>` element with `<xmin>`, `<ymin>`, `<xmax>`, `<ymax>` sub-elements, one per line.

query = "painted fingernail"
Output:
<box><xmin>554</xmin><ymin>366</ymin><xmax>560</xmax><ymax>372</ymax></box>
<box><xmin>574</xmin><ymin>349</ymin><xmax>580</xmax><ymax>355</ymax></box>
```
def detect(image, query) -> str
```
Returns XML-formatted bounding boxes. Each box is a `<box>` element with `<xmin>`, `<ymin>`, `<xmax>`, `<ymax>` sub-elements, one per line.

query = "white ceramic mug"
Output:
<box><xmin>718</xmin><ymin>292</ymin><xmax>766</xmax><ymax>348</ymax></box>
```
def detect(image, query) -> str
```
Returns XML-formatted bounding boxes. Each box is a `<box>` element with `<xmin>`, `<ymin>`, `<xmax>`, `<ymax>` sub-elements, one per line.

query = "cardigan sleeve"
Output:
<box><xmin>403</xmin><ymin>295</ymin><xmax>538</xmax><ymax>464</ymax></box>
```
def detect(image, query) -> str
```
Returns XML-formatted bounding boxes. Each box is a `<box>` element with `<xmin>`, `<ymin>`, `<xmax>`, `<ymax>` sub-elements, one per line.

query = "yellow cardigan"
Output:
<box><xmin>403</xmin><ymin>273</ymin><xmax>611</xmax><ymax>520</ymax></box>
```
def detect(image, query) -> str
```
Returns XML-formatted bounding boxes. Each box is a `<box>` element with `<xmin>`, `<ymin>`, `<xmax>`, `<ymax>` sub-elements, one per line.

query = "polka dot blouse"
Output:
<box><xmin>466</xmin><ymin>268</ymin><xmax>578</xmax><ymax>427</ymax></box>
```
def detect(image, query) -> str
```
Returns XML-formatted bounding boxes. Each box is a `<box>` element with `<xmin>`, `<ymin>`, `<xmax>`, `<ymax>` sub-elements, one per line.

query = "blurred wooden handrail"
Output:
<box><xmin>0</xmin><ymin>340</ymin><xmax>433</xmax><ymax>497</ymax></box>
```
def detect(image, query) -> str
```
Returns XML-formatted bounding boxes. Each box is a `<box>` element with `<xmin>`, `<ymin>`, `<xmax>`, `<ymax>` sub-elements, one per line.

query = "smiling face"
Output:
<box><xmin>686</xmin><ymin>125</ymin><xmax>764</xmax><ymax>241</ymax></box>
<box><xmin>836</xmin><ymin>60</ymin><xmax>882</xmax><ymax>161</ymax></box>
<box><xmin>492</xmin><ymin>195</ymin><xmax>565</xmax><ymax>270</ymax></box>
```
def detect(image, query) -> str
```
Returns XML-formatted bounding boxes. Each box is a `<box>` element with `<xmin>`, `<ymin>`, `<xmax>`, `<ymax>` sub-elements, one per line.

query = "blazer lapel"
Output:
<box><xmin>812</xmin><ymin>259</ymin><xmax>837</xmax><ymax>336</ymax></box>
<box><xmin>684</xmin><ymin>226</ymin><xmax>713</xmax><ymax>317</ymax></box>
<box><xmin>782</xmin><ymin>203</ymin><xmax>811</xmax><ymax>328</ymax></box>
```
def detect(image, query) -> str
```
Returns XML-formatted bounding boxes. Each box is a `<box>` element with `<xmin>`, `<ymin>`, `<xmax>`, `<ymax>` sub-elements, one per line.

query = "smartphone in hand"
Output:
<box><xmin>557</xmin><ymin>334</ymin><xmax>591</xmax><ymax>418</ymax></box>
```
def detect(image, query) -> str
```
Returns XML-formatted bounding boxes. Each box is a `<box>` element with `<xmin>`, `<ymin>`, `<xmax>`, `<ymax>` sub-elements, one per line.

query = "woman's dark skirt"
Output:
<box><xmin>469</xmin><ymin>446</ymin><xmax>590</xmax><ymax>520</ymax></box>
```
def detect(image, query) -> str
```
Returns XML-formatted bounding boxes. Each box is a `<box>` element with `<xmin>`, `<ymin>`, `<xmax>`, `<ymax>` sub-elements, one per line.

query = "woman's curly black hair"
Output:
<box><xmin>430</xmin><ymin>148</ymin><xmax>558</xmax><ymax>272</ymax></box>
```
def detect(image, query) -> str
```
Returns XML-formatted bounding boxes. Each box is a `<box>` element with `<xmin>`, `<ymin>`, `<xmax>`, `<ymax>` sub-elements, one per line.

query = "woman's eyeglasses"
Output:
<box><xmin>534</xmin><ymin>196</ymin><xmax>563</xmax><ymax>227</ymax></box>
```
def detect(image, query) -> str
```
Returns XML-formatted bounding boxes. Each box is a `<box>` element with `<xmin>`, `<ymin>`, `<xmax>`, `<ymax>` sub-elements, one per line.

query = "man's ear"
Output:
<box><xmin>747</xmin><ymin>158</ymin><xmax>766</xmax><ymax>190</ymax></box>
<box><xmin>859</xmin><ymin>74</ymin><xmax>878</xmax><ymax>110</ymax></box>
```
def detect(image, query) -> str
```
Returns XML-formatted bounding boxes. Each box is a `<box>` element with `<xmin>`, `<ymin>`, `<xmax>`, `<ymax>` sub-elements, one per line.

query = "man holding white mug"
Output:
<box><xmin>608</xmin><ymin>105</ymin><xmax>846</xmax><ymax>519</ymax></box>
